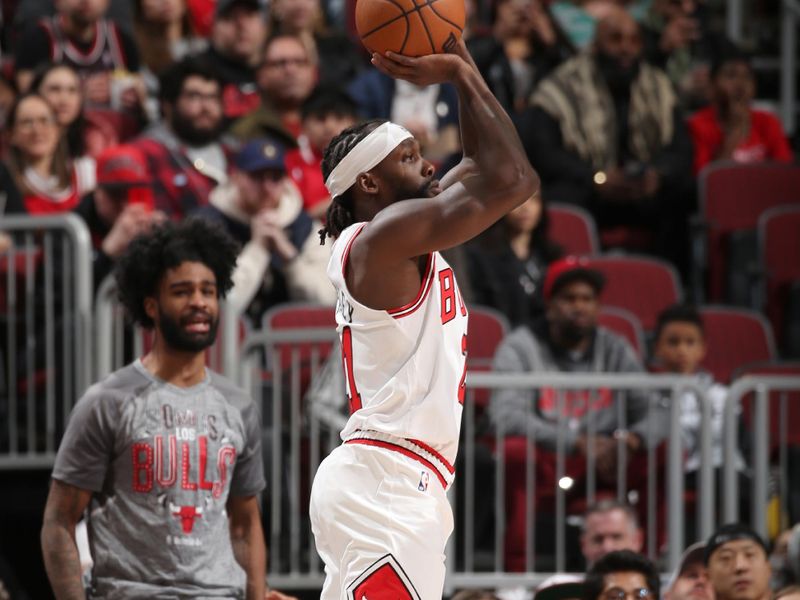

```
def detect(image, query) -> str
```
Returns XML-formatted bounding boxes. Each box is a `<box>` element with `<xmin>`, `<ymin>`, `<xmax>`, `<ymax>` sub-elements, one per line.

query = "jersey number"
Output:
<box><xmin>458</xmin><ymin>333</ymin><xmax>467</xmax><ymax>404</ymax></box>
<box><xmin>341</xmin><ymin>326</ymin><xmax>362</xmax><ymax>414</ymax></box>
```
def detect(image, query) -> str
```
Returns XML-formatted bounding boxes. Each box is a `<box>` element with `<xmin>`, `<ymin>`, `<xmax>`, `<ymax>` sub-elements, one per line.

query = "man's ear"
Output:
<box><xmin>356</xmin><ymin>172</ymin><xmax>380</xmax><ymax>195</ymax></box>
<box><xmin>144</xmin><ymin>297</ymin><xmax>158</xmax><ymax>322</ymax></box>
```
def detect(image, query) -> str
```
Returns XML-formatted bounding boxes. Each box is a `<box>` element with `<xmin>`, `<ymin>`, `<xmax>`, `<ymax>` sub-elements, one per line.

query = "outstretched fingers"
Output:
<box><xmin>371</xmin><ymin>52</ymin><xmax>417</xmax><ymax>80</ymax></box>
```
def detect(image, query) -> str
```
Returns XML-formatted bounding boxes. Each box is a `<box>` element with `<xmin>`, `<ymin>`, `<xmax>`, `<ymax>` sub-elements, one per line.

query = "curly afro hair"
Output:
<box><xmin>114</xmin><ymin>217</ymin><xmax>240</xmax><ymax>328</ymax></box>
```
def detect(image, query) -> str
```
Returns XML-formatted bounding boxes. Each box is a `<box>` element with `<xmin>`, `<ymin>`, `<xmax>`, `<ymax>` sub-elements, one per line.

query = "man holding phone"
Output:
<box><xmin>74</xmin><ymin>144</ymin><xmax>166</xmax><ymax>290</ymax></box>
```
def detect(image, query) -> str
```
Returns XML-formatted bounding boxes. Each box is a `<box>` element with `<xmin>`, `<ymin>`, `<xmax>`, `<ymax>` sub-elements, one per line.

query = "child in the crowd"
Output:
<box><xmin>652</xmin><ymin>303</ymin><xmax>745</xmax><ymax>474</ymax></box>
<box><xmin>651</xmin><ymin>304</ymin><xmax>747</xmax><ymax>533</ymax></box>
<box><xmin>688</xmin><ymin>50</ymin><xmax>794</xmax><ymax>175</ymax></box>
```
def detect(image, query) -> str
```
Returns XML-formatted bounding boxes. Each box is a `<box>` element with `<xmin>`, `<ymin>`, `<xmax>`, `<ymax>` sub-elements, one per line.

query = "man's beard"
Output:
<box><xmin>171</xmin><ymin>111</ymin><xmax>223</xmax><ymax>146</ymax></box>
<box><xmin>158</xmin><ymin>310</ymin><xmax>219</xmax><ymax>353</ymax></box>
<box><xmin>558</xmin><ymin>319</ymin><xmax>594</xmax><ymax>347</ymax></box>
<box><xmin>595</xmin><ymin>51</ymin><xmax>641</xmax><ymax>95</ymax></box>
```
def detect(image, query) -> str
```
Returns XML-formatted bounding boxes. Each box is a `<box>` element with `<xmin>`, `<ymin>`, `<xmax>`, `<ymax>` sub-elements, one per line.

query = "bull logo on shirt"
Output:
<box><xmin>169</xmin><ymin>502</ymin><xmax>203</xmax><ymax>534</ymax></box>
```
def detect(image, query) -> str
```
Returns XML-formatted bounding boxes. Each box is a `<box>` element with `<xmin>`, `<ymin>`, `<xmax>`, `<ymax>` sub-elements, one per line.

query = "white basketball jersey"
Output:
<box><xmin>328</xmin><ymin>222</ymin><xmax>469</xmax><ymax>488</ymax></box>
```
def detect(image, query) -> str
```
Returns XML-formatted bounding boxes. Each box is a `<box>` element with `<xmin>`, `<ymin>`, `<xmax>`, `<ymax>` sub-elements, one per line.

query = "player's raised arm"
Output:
<box><xmin>357</xmin><ymin>41</ymin><xmax>538</xmax><ymax>260</ymax></box>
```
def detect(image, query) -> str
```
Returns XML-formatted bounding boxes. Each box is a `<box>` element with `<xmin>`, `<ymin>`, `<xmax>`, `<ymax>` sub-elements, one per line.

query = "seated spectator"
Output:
<box><xmin>651</xmin><ymin>305</ymin><xmax>746</xmax><ymax>501</ymax></box>
<box><xmin>467</xmin><ymin>0</ymin><xmax>574</xmax><ymax>116</ymax></box>
<box><xmin>663</xmin><ymin>543</ymin><xmax>714</xmax><ymax>600</ymax></box>
<box><xmin>229</xmin><ymin>33</ymin><xmax>317</xmax><ymax>145</ymax></box>
<box><xmin>525</xmin><ymin>7</ymin><xmax>693</xmax><ymax>271</ymax></box>
<box><xmin>13</xmin><ymin>0</ymin><xmax>143</xmax><ymax>116</ymax></box>
<box><xmin>73</xmin><ymin>144</ymin><xmax>166</xmax><ymax>288</ymax></box>
<box><xmin>348</xmin><ymin>67</ymin><xmax>460</xmax><ymax>165</ymax></box>
<box><xmin>266</xmin><ymin>0</ymin><xmax>365</xmax><ymax>88</ymax></box>
<box><xmin>466</xmin><ymin>193</ymin><xmax>563</xmax><ymax>327</ymax></box>
<box><xmin>581</xmin><ymin>501</ymin><xmax>643</xmax><ymax>567</ymax></box>
<box><xmin>641</xmin><ymin>0</ymin><xmax>735</xmax><ymax>109</ymax></box>
<box><xmin>583</xmin><ymin>550</ymin><xmax>661</xmax><ymax>600</ymax></box>
<box><xmin>132</xmin><ymin>0</ymin><xmax>208</xmax><ymax>121</ymax></box>
<box><xmin>133</xmin><ymin>56</ymin><xmax>232</xmax><ymax>220</ymax></box>
<box><xmin>705</xmin><ymin>524</ymin><xmax>772</xmax><ymax>600</ymax></box>
<box><xmin>198</xmin><ymin>0</ymin><xmax>267</xmax><ymax>120</ymax></box>
<box><xmin>285</xmin><ymin>85</ymin><xmax>359</xmax><ymax>220</ymax></box>
<box><xmin>3</xmin><ymin>93</ymin><xmax>95</xmax><ymax>215</ymax></box>
<box><xmin>688</xmin><ymin>51</ymin><xmax>794</xmax><ymax>175</ymax></box>
<box><xmin>193</xmin><ymin>138</ymin><xmax>335</xmax><ymax>323</ymax></box>
<box><xmin>488</xmin><ymin>256</ymin><xmax>667</xmax><ymax>571</ymax></box>
<box><xmin>30</xmin><ymin>62</ymin><xmax>119</xmax><ymax>159</ymax></box>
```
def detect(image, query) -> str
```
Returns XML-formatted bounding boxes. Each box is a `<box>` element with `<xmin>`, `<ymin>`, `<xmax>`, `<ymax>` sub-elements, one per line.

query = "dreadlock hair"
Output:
<box><xmin>318</xmin><ymin>119</ymin><xmax>387</xmax><ymax>245</ymax></box>
<box><xmin>114</xmin><ymin>217</ymin><xmax>240</xmax><ymax>328</ymax></box>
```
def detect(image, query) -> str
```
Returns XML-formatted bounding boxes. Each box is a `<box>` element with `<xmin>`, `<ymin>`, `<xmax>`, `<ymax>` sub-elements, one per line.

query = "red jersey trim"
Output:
<box><xmin>408</xmin><ymin>438</ymin><xmax>455</xmax><ymax>474</ymax></box>
<box><xmin>387</xmin><ymin>254</ymin><xmax>436</xmax><ymax>319</ymax></box>
<box><xmin>343</xmin><ymin>429</ymin><xmax>455</xmax><ymax>489</ymax></box>
<box><xmin>341</xmin><ymin>223</ymin><xmax>367</xmax><ymax>277</ymax></box>
<box><xmin>345</xmin><ymin>439</ymin><xmax>449</xmax><ymax>489</ymax></box>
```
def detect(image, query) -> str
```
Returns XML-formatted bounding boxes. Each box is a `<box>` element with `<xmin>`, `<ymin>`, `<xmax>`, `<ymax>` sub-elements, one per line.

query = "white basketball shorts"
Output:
<box><xmin>309</xmin><ymin>441</ymin><xmax>454</xmax><ymax>600</ymax></box>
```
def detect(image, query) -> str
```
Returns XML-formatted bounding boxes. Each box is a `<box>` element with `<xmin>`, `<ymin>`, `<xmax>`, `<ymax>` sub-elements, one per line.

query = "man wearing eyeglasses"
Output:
<box><xmin>583</xmin><ymin>550</ymin><xmax>660</xmax><ymax>600</ymax></box>
<box><xmin>230</xmin><ymin>34</ymin><xmax>318</xmax><ymax>146</ymax></box>
<box><xmin>705</xmin><ymin>524</ymin><xmax>772</xmax><ymax>600</ymax></box>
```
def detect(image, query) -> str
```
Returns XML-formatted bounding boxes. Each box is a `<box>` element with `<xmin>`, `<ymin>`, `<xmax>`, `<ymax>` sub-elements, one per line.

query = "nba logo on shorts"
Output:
<box><xmin>418</xmin><ymin>471</ymin><xmax>429</xmax><ymax>492</ymax></box>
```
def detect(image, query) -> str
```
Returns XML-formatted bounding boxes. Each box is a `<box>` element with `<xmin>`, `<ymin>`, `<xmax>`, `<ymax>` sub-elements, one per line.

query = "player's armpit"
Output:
<box><xmin>40</xmin><ymin>480</ymin><xmax>92</xmax><ymax>600</ymax></box>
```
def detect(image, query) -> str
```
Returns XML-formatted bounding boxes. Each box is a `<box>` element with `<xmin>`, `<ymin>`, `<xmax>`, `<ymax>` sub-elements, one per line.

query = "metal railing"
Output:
<box><xmin>0</xmin><ymin>214</ymin><xmax>93</xmax><ymax>467</ymax></box>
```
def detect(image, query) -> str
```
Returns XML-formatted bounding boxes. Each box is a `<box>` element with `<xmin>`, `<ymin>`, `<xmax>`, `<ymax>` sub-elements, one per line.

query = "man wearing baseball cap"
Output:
<box><xmin>194</xmin><ymin>137</ymin><xmax>335</xmax><ymax>323</ymax></box>
<box><xmin>705</xmin><ymin>524</ymin><xmax>772</xmax><ymax>600</ymax></box>
<box><xmin>488</xmin><ymin>255</ymin><xmax>668</xmax><ymax>571</ymax></box>
<box><xmin>74</xmin><ymin>145</ymin><xmax>164</xmax><ymax>290</ymax></box>
<box><xmin>664</xmin><ymin>543</ymin><xmax>715</xmax><ymax>600</ymax></box>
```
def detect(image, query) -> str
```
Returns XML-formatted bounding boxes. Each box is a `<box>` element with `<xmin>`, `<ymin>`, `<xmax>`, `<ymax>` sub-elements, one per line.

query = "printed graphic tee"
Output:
<box><xmin>52</xmin><ymin>360</ymin><xmax>265</xmax><ymax>599</ymax></box>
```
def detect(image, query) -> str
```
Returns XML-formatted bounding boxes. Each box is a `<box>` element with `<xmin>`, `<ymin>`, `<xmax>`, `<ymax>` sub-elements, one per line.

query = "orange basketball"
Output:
<box><xmin>356</xmin><ymin>0</ymin><xmax>465</xmax><ymax>57</ymax></box>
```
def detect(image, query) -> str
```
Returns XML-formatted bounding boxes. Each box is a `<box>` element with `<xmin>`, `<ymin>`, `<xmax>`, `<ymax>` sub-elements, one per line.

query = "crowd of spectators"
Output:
<box><xmin>0</xmin><ymin>0</ymin><xmax>798</xmax><ymax>597</ymax></box>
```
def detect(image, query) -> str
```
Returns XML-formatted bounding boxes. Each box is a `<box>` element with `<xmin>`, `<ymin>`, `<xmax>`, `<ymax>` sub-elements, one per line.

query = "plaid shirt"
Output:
<box><xmin>133</xmin><ymin>129</ymin><xmax>233</xmax><ymax>220</ymax></box>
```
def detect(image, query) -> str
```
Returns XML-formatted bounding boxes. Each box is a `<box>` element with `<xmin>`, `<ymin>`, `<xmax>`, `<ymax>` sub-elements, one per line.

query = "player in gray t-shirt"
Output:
<box><xmin>41</xmin><ymin>218</ymin><xmax>280</xmax><ymax>599</ymax></box>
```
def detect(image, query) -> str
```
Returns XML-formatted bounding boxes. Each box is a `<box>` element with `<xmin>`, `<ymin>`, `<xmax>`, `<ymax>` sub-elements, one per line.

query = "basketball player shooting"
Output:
<box><xmin>309</xmin><ymin>40</ymin><xmax>539</xmax><ymax>599</ymax></box>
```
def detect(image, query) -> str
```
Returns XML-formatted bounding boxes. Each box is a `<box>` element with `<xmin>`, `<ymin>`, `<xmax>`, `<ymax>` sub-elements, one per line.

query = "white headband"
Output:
<box><xmin>325</xmin><ymin>122</ymin><xmax>413</xmax><ymax>199</ymax></box>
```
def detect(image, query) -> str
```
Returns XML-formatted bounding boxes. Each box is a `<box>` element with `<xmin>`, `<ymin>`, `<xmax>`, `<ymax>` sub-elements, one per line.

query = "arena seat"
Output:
<box><xmin>261</xmin><ymin>302</ymin><xmax>338</xmax><ymax>374</ymax></box>
<box><xmin>548</xmin><ymin>203</ymin><xmax>600</xmax><ymax>256</ymax></box>
<box><xmin>758</xmin><ymin>205</ymin><xmax>800</xmax><ymax>356</ymax></box>
<box><xmin>465</xmin><ymin>305</ymin><xmax>510</xmax><ymax>411</ymax></box>
<box><xmin>584</xmin><ymin>254</ymin><xmax>682</xmax><ymax>333</ymax></box>
<box><xmin>598</xmin><ymin>306</ymin><xmax>646</xmax><ymax>358</ymax></box>
<box><xmin>696</xmin><ymin>162</ymin><xmax>800</xmax><ymax>303</ymax></box>
<box><xmin>699</xmin><ymin>306</ymin><xmax>777</xmax><ymax>384</ymax></box>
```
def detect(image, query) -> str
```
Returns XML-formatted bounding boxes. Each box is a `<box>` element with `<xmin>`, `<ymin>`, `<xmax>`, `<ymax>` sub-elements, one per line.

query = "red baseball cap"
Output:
<box><xmin>543</xmin><ymin>256</ymin><xmax>605</xmax><ymax>301</ymax></box>
<box><xmin>96</xmin><ymin>145</ymin><xmax>151</xmax><ymax>188</ymax></box>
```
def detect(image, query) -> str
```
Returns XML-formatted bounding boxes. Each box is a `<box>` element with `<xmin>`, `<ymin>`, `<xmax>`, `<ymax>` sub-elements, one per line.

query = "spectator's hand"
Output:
<box><xmin>527</xmin><ymin>1</ymin><xmax>558</xmax><ymax>47</ymax></box>
<box><xmin>371</xmin><ymin>49</ymin><xmax>464</xmax><ymax>87</ymax></box>
<box><xmin>659</xmin><ymin>16</ymin><xmax>700</xmax><ymax>53</ymax></box>
<box><xmin>119</xmin><ymin>77</ymin><xmax>146</xmax><ymax>112</ymax></box>
<box><xmin>101</xmin><ymin>204</ymin><xmax>165</xmax><ymax>258</ymax></box>
<box><xmin>594</xmin><ymin>435</ymin><xmax>619</xmax><ymax>483</ymax></box>
<box><xmin>252</xmin><ymin>210</ymin><xmax>298</xmax><ymax>262</ymax></box>
<box><xmin>84</xmin><ymin>72</ymin><xmax>111</xmax><ymax>106</ymax></box>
